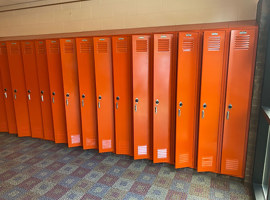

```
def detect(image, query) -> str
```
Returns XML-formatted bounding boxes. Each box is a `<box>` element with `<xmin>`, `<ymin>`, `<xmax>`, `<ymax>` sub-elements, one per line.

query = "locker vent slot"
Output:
<box><xmin>102</xmin><ymin>140</ymin><xmax>111</xmax><ymax>149</ymax></box>
<box><xmin>182</xmin><ymin>38</ymin><xmax>194</xmax><ymax>52</ymax></box>
<box><xmin>117</xmin><ymin>40</ymin><xmax>128</xmax><ymax>53</ymax></box>
<box><xmin>179</xmin><ymin>154</ymin><xmax>189</xmax><ymax>163</ymax></box>
<box><xmin>64</xmin><ymin>43</ymin><xmax>74</xmax><ymax>53</ymax></box>
<box><xmin>49</xmin><ymin>43</ymin><xmax>59</xmax><ymax>54</ymax></box>
<box><xmin>0</xmin><ymin>46</ymin><xmax>7</xmax><ymax>55</ymax></box>
<box><xmin>157</xmin><ymin>149</ymin><xmax>167</xmax><ymax>159</ymax></box>
<box><xmin>97</xmin><ymin>42</ymin><xmax>108</xmax><ymax>53</ymax></box>
<box><xmin>208</xmin><ymin>36</ymin><xmax>221</xmax><ymax>51</ymax></box>
<box><xmin>158</xmin><ymin>39</ymin><xmax>170</xmax><ymax>52</ymax></box>
<box><xmin>37</xmin><ymin>44</ymin><xmax>46</xmax><ymax>54</ymax></box>
<box><xmin>234</xmin><ymin>35</ymin><xmax>250</xmax><ymax>50</ymax></box>
<box><xmin>136</xmin><ymin>40</ymin><xmax>148</xmax><ymax>52</ymax></box>
<box><xmin>86</xmin><ymin>138</ymin><xmax>97</xmax><ymax>147</ymax></box>
<box><xmin>24</xmin><ymin>44</ymin><xmax>33</xmax><ymax>54</ymax></box>
<box><xmin>225</xmin><ymin>159</ymin><xmax>239</xmax><ymax>171</ymax></box>
<box><xmin>80</xmin><ymin>42</ymin><xmax>92</xmax><ymax>53</ymax></box>
<box><xmin>11</xmin><ymin>45</ymin><xmax>20</xmax><ymax>54</ymax></box>
<box><xmin>202</xmin><ymin>156</ymin><xmax>213</xmax><ymax>167</ymax></box>
<box><xmin>138</xmin><ymin>145</ymin><xmax>147</xmax><ymax>155</ymax></box>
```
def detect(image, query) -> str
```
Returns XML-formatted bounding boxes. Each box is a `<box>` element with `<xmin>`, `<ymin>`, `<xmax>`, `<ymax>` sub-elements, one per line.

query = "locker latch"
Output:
<box><xmin>98</xmin><ymin>95</ymin><xmax>102</xmax><ymax>108</ymax></box>
<box><xmin>82</xmin><ymin>94</ymin><xmax>85</xmax><ymax>107</ymax></box>
<box><xmin>66</xmin><ymin>93</ymin><xmax>70</xmax><ymax>106</ymax></box>
<box><xmin>41</xmin><ymin>91</ymin><xmax>44</xmax><ymax>102</ymax></box>
<box><xmin>116</xmin><ymin>96</ymin><xmax>120</xmax><ymax>109</ymax></box>
<box><xmin>155</xmin><ymin>99</ymin><xmax>159</xmax><ymax>114</ymax></box>
<box><xmin>178</xmin><ymin>101</ymin><xmax>183</xmax><ymax>117</ymax></box>
<box><xmin>14</xmin><ymin>89</ymin><xmax>17</xmax><ymax>100</ymax></box>
<box><xmin>202</xmin><ymin>103</ymin><xmax>207</xmax><ymax>119</ymax></box>
<box><xmin>135</xmin><ymin>98</ymin><xmax>139</xmax><ymax>112</ymax></box>
<box><xmin>27</xmin><ymin>90</ymin><xmax>31</xmax><ymax>100</ymax></box>
<box><xmin>52</xmin><ymin>92</ymin><xmax>55</xmax><ymax>104</ymax></box>
<box><xmin>4</xmin><ymin>88</ymin><xmax>7</xmax><ymax>99</ymax></box>
<box><xmin>226</xmin><ymin>104</ymin><xmax>232</xmax><ymax>120</ymax></box>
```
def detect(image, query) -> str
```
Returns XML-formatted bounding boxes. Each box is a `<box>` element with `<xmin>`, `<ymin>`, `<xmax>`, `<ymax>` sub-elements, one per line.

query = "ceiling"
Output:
<box><xmin>0</xmin><ymin>0</ymin><xmax>47</xmax><ymax>7</ymax></box>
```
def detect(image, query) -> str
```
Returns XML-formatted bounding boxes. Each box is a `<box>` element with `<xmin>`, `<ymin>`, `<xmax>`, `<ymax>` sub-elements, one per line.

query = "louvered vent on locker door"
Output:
<box><xmin>0</xmin><ymin>45</ymin><xmax>7</xmax><ymax>55</ymax></box>
<box><xmin>80</xmin><ymin>42</ymin><xmax>92</xmax><ymax>53</ymax></box>
<box><xmin>225</xmin><ymin>159</ymin><xmax>239</xmax><ymax>171</ymax></box>
<box><xmin>24</xmin><ymin>43</ymin><xmax>33</xmax><ymax>54</ymax></box>
<box><xmin>136</xmin><ymin>40</ymin><xmax>148</xmax><ymax>52</ymax></box>
<box><xmin>182</xmin><ymin>38</ymin><xmax>194</xmax><ymax>52</ymax></box>
<box><xmin>234</xmin><ymin>35</ymin><xmax>250</xmax><ymax>50</ymax></box>
<box><xmin>179</xmin><ymin>154</ymin><xmax>189</xmax><ymax>163</ymax></box>
<box><xmin>64</xmin><ymin>42</ymin><xmax>74</xmax><ymax>53</ymax></box>
<box><xmin>117</xmin><ymin>38</ymin><xmax>128</xmax><ymax>53</ymax></box>
<box><xmin>11</xmin><ymin>44</ymin><xmax>20</xmax><ymax>54</ymax></box>
<box><xmin>208</xmin><ymin>36</ymin><xmax>221</xmax><ymax>51</ymax></box>
<box><xmin>202</xmin><ymin>156</ymin><xmax>213</xmax><ymax>167</ymax></box>
<box><xmin>97</xmin><ymin>41</ymin><xmax>108</xmax><ymax>53</ymax></box>
<box><xmin>49</xmin><ymin>42</ymin><xmax>59</xmax><ymax>54</ymax></box>
<box><xmin>158</xmin><ymin>39</ymin><xmax>170</xmax><ymax>52</ymax></box>
<box><xmin>37</xmin><ymin>42</ymin><xmax>46</xmax><ymax>54</ymax></box>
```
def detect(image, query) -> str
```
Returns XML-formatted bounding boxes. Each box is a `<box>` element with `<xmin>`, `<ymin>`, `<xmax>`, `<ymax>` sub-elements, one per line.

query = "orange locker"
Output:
<box><xmin>93</xmin><ymin>37</ymin><xmax>115</xmax><ymax>153</ymax></box>
<box><xmin>0</xmin><ymin>75</ymin><xmax>8</xmax><ymax>132</ymax></box>
<box><xmin>112</xmin><ymin>36</ymin><xmax>133</xmax><ymax>156</ymax></box>
<box><xmin>132</xmin><ymin>35</ymin><xmax>153</xmax><ymax>160</ymax></box>
<box><xmin>60</xmin><ymin>39</ymin><xmax>82</xmax><ymax>147</ymax></box>
<box><xmin>0</xmin><ymin>42</ymin><xmax>17</xmax><ymax>134</ymax></box>
<box><xmin>153</xmin><ymin>34</ymin><xmax>177</xmax><ymax>164</ymax></box>
<box><xmin>35</xmin><ymin>40</ymin><xmax>54</xmax><ymax>141</ymax></box>
<box><xmin>175</xmin><ymin>32</ymin><xmax>201</xmax><ymax>169</ymax></box>
<box><xmin>197</xmin><ymin>30</ymin><xmax>229</xmax><ymax>173</ymax></box>
<box><xmin>6</xmin><ymin>41</ymin><xmax>31</xmax><ymax>137</ymax></box>
<box><xmin>221</xmin><ymin>29</ymin><xmax>258</xmax><ymax>178</ymax></box>
<box><xmin>46</xmin><ymin>39</ymin><xmax>67</xmax><ymax>143</ymax></box>
<box><xmin>21</xmin><ymin>41</ymin><xmax>44</xmax><ymax>139</ymax></box>
<box><xmin>76</xmin><ymin>37</ymin><xmax>98</xmax><ymax>150</ymax></box>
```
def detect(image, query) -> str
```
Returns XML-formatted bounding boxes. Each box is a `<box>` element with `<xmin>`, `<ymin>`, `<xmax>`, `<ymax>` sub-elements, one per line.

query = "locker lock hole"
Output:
<box><xmin>228</xmin><ymin>104</ymin><xmax>232</xmax><ymax>109</ymax></box>
<box><xmin>27</xmin><ymin>90</ymin><xmax>31</xmax><ymax>93</ymax></box>
<box><xmin>179</xmin><ymin>102</ymin><xmax>183</xmax><ymax>107</ymax></box>
<box><xmin>4</xmin><ymin>88</ymin><xmax>7</xmax><ymax>92</ymax></box>
<box><xmin>116</xmin><ymin>96</ymin><xmax>120</xmax><ymax>101</ymax></box>
<box><xmin>135</xmin><ymin>98</ymin><xmax>139</xmax><ymax>103</ymax></box>
<box><xmin>41</xmin><ymin>91</ymin><xmax>44</xmax><ymax>94</ymax></box>
<box><xmin>98</xmin><ymin>95</ymin><xmax>102</xmax><ymax>100</ymax></box>
<box><xmin>203</xmin><ymin>103</ymin><xmax>207</xmax><ymax>108</ymax></box>
<box><xmin>66</xmin><ymin>93</ymin><xmax>70</xmax><ymax>97</ymax></box>
<box><xmin>14</xmin><ymin>89</ymin><xmax>17</xmax><ymax>93</ymax></box>
<box><xmin>52</xmin><ymin>92</ymin><xmax>55</xmax><ymax>95</ymax></box>
<box><xmin>82</xmin><ymin>94</ymin><xmax>85</xmax><ymax>98</ymax></box>
<box><xmin>155</xmin><ymin>99</ymin><xmax>159</xmax><ymax>105</ymax></box>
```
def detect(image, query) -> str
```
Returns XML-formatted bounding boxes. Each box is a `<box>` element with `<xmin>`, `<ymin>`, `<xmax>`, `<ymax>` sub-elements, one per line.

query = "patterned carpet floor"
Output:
<box><xmin>0</xmin><ymin>133</ymin><xmax>254</xmax><ymax>200</ymax></box>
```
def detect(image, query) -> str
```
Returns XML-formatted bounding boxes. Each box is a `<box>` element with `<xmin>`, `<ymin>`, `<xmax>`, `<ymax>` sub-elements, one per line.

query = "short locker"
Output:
<box><xmin>197</xmin><ymin>30</ymin><xmax>229</xmax><ymax>173</ymax></box>
<box><xmin>112</xmin><ymin>36</ymin><xmax>133</xmax><ymax>156</ymax></box>
<box><xmin>175</xmin><ymin>32</ymin><xmax>201</xmax><ymax>169</ymax></box>
<box><xmin>0</xmin><ymin>42</ymin><xmax>17</xmax><ymax>134</ymax></box>
<box><xmin>35</xmin><ymin>40</ymin><xmax>54</xmax><ymax>141</ymax></box>
<box><xmin>46</xmin><ymin>39</ymin><xmax>67</xmax><ymax>143</ymax></box>
<box><xmin>153</xmin><ymin>34</ymin><xmax>177</xmax><ymax>164</ymax></box>
<box><xmin>60</xmin><ymin>39</ymin><xmax>82</xmax><ymax>147</ymax></box>
<box><xmin>93</xmin><ymin>37</ymin><xmax>115</xmax><ymax>153</ymax></box>
<box><xmin>0</xmin><ymin>76</ymin><xmax>8</xmax><ymax>132</ymax></box>
<box><xmin>221</xmin><ymin>29</ymin><xmax>258</xmax><ymax>178</ymax></box>
<box><xmin>132</xmin><ymin>35</ymin><xmax>153</xmax><ymax>160</ymax></box>
<box><xmin>21</xmin><ymin>41</ymin><xmax>44</xmax><ymax>139</ymax></box>
<box><xmin>6</xmin><ymin>41</ymin><xmax>31</xmax><ymax>137</ymax></box>
<box><xmin>76</xmin><ymin>37</ymin><xmax>98</xmax><ymax>150</ymax></box>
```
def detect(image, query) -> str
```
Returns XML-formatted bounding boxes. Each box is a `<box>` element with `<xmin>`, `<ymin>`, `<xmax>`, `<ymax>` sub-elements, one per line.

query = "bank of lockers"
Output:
<box><xmin>0</xmin><ymin>76</ymin><xmax>8</xmax><ymax>132</ymax></box>
<box><xmin>0</xmin><ymin>43</ymin><xmax>17</xmax><ymax>134</ymax></box>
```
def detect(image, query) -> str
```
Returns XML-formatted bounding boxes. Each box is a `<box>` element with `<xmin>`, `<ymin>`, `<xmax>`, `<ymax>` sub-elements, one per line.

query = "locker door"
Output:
<box><xmin>0</xmin><ymin>75</ymin><xmax>8</xmax><ymax>132</ymax></box>
<box><xmin>93</xmin><ymin>37</ymin><xmax>115</xmax><ymax>153</ymax></box>
<box><xmin>112</xmin><ymin>36</ymin><xmax>133</xmax><ymax>156</ymax></box>
<box><xmin>21</xmin><ymin>41</ymin><xmax>44</xmax><ymax>139</ymax></box>
<box><xmin>132</xmin><ymin>35</ymin><xmax>152</xmax><ymax>160</ymax></box>
<box><xmin>175</xmin><ymin>32</ymin><xmax>201</xmax><ymax>169</ymax></box>
<box><xmin>76</xmin><ymin>38</ymin><xmax>98</xmax><ymax>150</ymax></box>
<box><xmin>6</xmin><ymin>41</ymin><xmax>31</xmax><ymax>137</ymax></box>
<box><xmin>221</xmin><ymin>29</ymin><xmax>257</xmax><ymax>178</ymax></box>
<box><xmin>46</xmin><ymin>40</ymin><xmax>67</xmax><ymax>143</ymax></box>
<box><xmin>35</xmin><ymin>40</ymin><xmax>54</xmax><ymax>141</ymax></box>
<box><xmin>197</xmin><ymin>31</ymin><xmax>228</xmax><ymax>173</ymax></box>
<box><xmin>153</xmin><ymin>34</ymin><xmax>177</xmax><ymax>163</ymax></box>
<box><xmin>0</xmin><ymin>43</ymin><xmax>17</xmax><ymax>134</ymax></box>
<box><xmin>60</xmin><ymin>39</ymin><xmax>82</xmax><ymax>147</ymax></box>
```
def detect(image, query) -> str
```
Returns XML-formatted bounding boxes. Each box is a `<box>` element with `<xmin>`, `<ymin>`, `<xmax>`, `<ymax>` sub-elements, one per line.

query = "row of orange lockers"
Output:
<box><xmin>0</xmin><ymin>26</ymin><xmax>257</xmax><ymax>178</ymax></box>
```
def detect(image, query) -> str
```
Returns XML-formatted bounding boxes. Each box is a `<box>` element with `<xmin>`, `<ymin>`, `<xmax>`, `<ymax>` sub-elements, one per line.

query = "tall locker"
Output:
<box><xmin>60</xmin><ymin>39</ymin><xmax>82</xmax><ymax>147</ymax></box>
<box><xmin>197</xmin><ymin>30</ymin><xmax>228</xmax><ymax>173</ymax></box>
<box><xmin>35</xmin><ymin>40</ymin><xmax>54</xmax><ymax>141</ymax></box>
<box><xmin>6</xmin><ymin>41</ymin><xmax>31</xmax><ymax>137</ymax></box>
<box><xmin>46</xmin><ymin>40</ymin><xmax>67</xmax><ymax>143</ymax></box>
<box><xmin>21</xmin><ymin>41</ymin><xmax>44</xmax><ymax>139</ymax></box>
<box><xmin>153</xmin><ymin>34</ymin><xmax>177</xmax><ymax>164</ymax></box>
<box><xmin>175</xmin><ymin>32</ymin><xmax>201</xmax><ymax>169</ymax></box>
<box><xmin>93</xmin><ymin>37</ymin><xmax>115</xmax><ymax>153</ymax></box>
<box><xmin>112</xmin><ymin>36</ymin><xmax>133</xmax><ymax>156</ymax></box>
<box><xmin>76</xmin><ymin>38</ymin><xmax>98</xmax><ymax>150</ymax></box>
<box><xmin>0</xmin><ymin>76</ymin><xmax>8</xmax><ymax>132</ymax></box>
<box><xmin>132</xmin><ymin>35</ymin><xmax>153</xmax><ymax>160</ymax></box>
<box><xmin>0</xmin><ymin>43</ymin><xmax>17</xmax><ymax>133</ymax></box>
<box><xmin>221</xmin><ymin>29</ymin><xmax>257</xmax><ymax>178</ymax></box>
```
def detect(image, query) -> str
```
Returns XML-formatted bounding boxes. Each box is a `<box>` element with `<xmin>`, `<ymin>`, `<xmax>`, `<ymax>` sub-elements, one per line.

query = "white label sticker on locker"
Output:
<box><xmin>71</xmin><ymin>135</ymin><xmax>81</xmax><ymax>144</ymax></box>
<box><xmin>138</xmin><ymin>145</ymin><xmax>147</xmax><ymax>155</ymax></box>
<box><xmin>157</xmin><ymin>149</ymin><xmax>167</xmax><ymax>159</ymax></box>
<box><xmin>102</xmin><ymin>140</ymin><xmax>111</xmax><ymax>149</ymax></box>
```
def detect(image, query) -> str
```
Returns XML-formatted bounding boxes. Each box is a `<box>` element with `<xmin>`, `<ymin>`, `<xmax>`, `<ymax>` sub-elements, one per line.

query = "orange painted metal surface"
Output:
<box><xmin>21</xmin><ymin>41</ymin><xmax>44</xmax><ymax>139</ymax></box>
<box><xmin>6</xmin><ymin>41</ymin><xmax>31</xmax><ymax>137</ymax></box>
<box><xmin>112</xmin><ymin>36</ymin><xmax>133</xmax><ymax>156</ymax></box>
<box><xmin>132</xmin><ymin>35</ymin><xmax>153</xmax><ymax>160</ymax></box>
<box><xmin>0</xmin><ymin>42</ymin><xmax>17</xmax><ymax>134</ymax></box>
<box><xmin>221</xmin><ymin>29</ymin><xmax>258</xmax><ymax>178</ymax></box>
<box><xmin>175</xmin><ymin>32</ymin><xmax>201</xmax><ymax>169</ymax></box>
<box><xmin>153</xmin><ymin>34</ymin><xmax>177</xmax><ymax>164</ymax></box>
<box><xmin>197</xmin><ymin>30</ymin><xmax>229</xmax><ymax>173</ymax></box>
<box><xmin>93</xmin><ymin>37</ymin><xmax>115</xmax><ymax>153</ymax></box>
<box><xmin>35</xmin><ymin>40</ymin><xmax>54</xmax><ymax>141</ymax></box>
<box><xmin>60</xmin><ymin>38</ymin><xmax>82</xmax><ymax>147</ymax></box>
<box><xmin>0</xmin><ymin>75</ymin><xmax>8</xmax><ymax>132</ymax></box>
<box><xmin>46</xmin><ymin>39</ymin><xmax>67</xmax><ymax>143</ymax></box>
<box><xmin>76</xmin><ymin>37</ymin><xmax>98</xmax><ymax>150</ymax></box>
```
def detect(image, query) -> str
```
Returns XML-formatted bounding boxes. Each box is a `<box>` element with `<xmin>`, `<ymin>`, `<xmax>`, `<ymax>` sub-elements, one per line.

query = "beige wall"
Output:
<box><xmin>0</xmin><ymin>0</ymin><xmax>258</xmax><ymax>37</ymax></box>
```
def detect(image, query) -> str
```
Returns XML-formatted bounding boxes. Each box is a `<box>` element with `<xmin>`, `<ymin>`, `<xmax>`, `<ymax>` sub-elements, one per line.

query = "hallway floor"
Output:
<box><xmin>0</xmin><ymin>133</ymin><xmax>253</xmax><ymax>200</ymax></box>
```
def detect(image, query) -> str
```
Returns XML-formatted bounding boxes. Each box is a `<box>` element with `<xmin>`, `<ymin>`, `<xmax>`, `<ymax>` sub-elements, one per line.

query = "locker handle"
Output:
<box><xmin>4</xmin><ymin>92</ymin><xmax>7</xmax><ymax>99</ymax></box>
<box><xmin>135</xmin><ymin>104</ymin><xmax>137</xmax><ymax>112</ymax></box>
<box><xmin>82</xmin><ymin>94</ymin><xmax>85</xmax><ymax>107</ymax></box>
<box><xmin>226</xmin><ymin>111</ymin><xmax>230</xmax><ymax>120</ymax></box>
<box><xmin>52</xmin><ymin>97</ymin><xmax>55</xmax><ymax>104</ymax></box>
<box><xmin>98</xmin><ymin>101</ymin><xmax>101</xmax><ymax>108</ymax></box>
<box><xmin>27</xmin><ymin>90</ymin><xmax>31</xmax><ymax>101</ymax></box>
<box><xmin>178</xmin><ymin>109</ymin><xmax>181</xmax><ymax>117</ymax></box>
<box><xmin>116</xmin><ymin>102</ymin><xmax>119</xmax><ymax>109</ymax></box>
<box><xmin>66</xmin><ymin>93</ymin><xmax>69</xmax><ymax>106</ymax></box>
<box><xmin>14</xmin><ymin>89</ymin><xmax>17</xmax><ymax>100</ymax></box>
<box><xmin>66</xmin><ymin>99</ymin><xmax>68</xmax><ymax>106</ymax></box>
<box><xmin>41</xmin><ymin>91</ymin><xmax>44</xmax><ymax>102</ymax></box>
<box><xmin>155</xmin><ymin>106</ymin><xmax>157</xmax><ymax>114</ymax></box>
<box><xmin>202</xmin><ymin>110</ymin><xmax>205</xmax><ymax>119</ymax></box>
